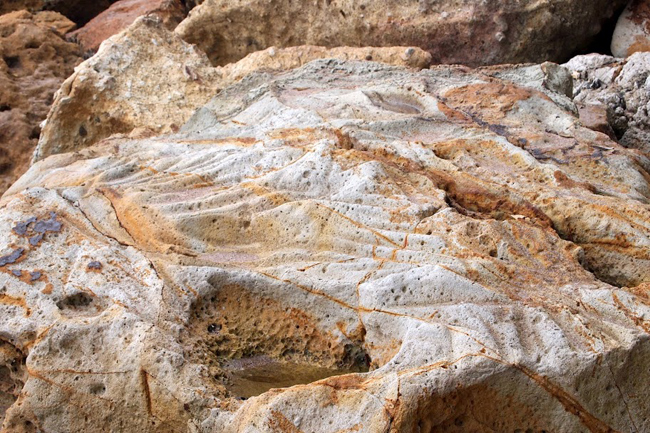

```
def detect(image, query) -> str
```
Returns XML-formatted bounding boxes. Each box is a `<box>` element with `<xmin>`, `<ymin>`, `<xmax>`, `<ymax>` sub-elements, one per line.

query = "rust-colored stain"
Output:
<box><xmin>268</xmin><ymin>128</ymin><xmax>326</xmax><ymax>147</ymax></box>
<box><xmin>267</xmin><ymin>410</ymin><xmax>304</xmax><ymax>433</ymax></box>
<box><xmin>612</xmin><ymin>292</ymin><xmax>650</xmax><ymax>334</ymax></box>
<box><xmin>627</xmin><ymin>36</ymin><xmax>650</xmax><ymax>57</ymax></box>
<box><xmin>97</xmin><ymin>187</ymin><xmax>166</xmax><ymax>253</ymax></box>
<box><xmin>553</xmin><ymin>170</ymin><xmax>596</xmax><ymax>192</ymax></box>
<box><xmin>437</xmin><ymin>100</ymin><xmax>472</xmax><ymax>122</ymax></box>
<box><xmin>0</xmin><ymin>293</ymin><xmax>31</xmax><ymax>317</ymax></box>
<box><xmin>629</xmin><ymin>0</ymin><xmax>650</xmax><ymax>33</ymax></box>
<box><xmin>441</xmin><ymin>81</ymin><xmax>537</xmax><ymax>120</ymax></box>
<box><xmin>322</xmin><ymin>373</ymin><xmax>366</xmax><ymax>391</ymax></box>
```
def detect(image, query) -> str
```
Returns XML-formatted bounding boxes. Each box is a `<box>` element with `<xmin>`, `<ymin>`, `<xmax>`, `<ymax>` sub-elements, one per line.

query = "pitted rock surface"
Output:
<box><xmin>34</xmin><ymin>17</ymin><xmax>432</xmax><ymax>161</ymax></box>
<box><xmin>0</xmin><ymin>10</ymin><xmax>82</xmax><ymax>195</ymax></box>
<box><xmin>2</xmin><ymin>60</ymin><xmax>650</xmax><ymax>432</ymax></box>
<box><xmin>175</xmin><ymin>0</ymin><xmax>627</xmax><ymax>67</ymax></box>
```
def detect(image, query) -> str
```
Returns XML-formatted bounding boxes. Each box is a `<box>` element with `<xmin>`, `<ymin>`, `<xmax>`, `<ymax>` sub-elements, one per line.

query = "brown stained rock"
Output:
<box><xmin>0</xmin><ymin>0</ymin><xmax>121</xmax><ymax>27</ymax></box>
<box><xmin>3</xmin><ymin>60</ymin><xmax>650</xmax><ymax>432</ymax></box>
<box><xmin>34</xmin><ymin>17</ymin><xmax>432</xmax><ymax>161</ymax></box>
<box><xmin>612</xmin><ymin>0</ymin><xmax>650</xmax><ymax>58</ymax></box>
<box><xmin>0</xmin><ymin>10</ymin><xmax>82</xmax><ymax>195</ymax></box>
<box><xmin>577</xmin><ymin>102</ymin><xmax>617</xmax><ymax>139</ymax></box>
<box><xmin>175</xmin><ymin>0</ymin><xmax>627</xmax><ymax>67</ymax></box>
<box><xmin>68</xmin><ymin>0</ymin><xmax>188</xmax><ymax>53</ymax></box>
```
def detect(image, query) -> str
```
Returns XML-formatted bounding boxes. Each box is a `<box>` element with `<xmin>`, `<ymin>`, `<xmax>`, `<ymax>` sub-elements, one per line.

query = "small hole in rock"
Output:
<box><xmin>56</xmin><ymin>292</ymin><xmax>94</xmax><ymax>310</ymax></box>
<box><xmin>3</xmin><ymin>56</ymin><xmax>19</xmax><ymax>69</ymax></box>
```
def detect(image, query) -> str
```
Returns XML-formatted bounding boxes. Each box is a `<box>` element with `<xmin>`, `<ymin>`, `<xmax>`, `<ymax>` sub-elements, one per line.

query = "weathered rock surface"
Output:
<box><xmin>175</xmin><ymin>0</ymin><xmax>627</xmax><ymax>67</ymax></box>
<box><xmin>2</xmin><ymin>58</ymin><xmax>650</xmax><ymax>432</ymax></box>
<box><xmin>0</xmin><ymin>0</ymin><xmax>120</xmax><ymax>26</ymax></box>
<box><xmin>34</xmin><ymin>17</ymin><xmax>432</xmax><ymax>161</ymax></box>
<box><xmin>612</xmin><ymin>0</ymin><xmax>650</xmax><ymax>58</ymax></box>
<box><xmin>0</xmin><ymin>10</ymin><xmax>82</xmax><ymax>195</ymax></box>
<box><xmin>69</xmin><ymin>0</ymin><xmax>188</xmax><ymax>53</ymax></box>
<box><xmin>566</xmin><ymin>52</ymin><xmax>650</xmax><ymax>157</ymax></box>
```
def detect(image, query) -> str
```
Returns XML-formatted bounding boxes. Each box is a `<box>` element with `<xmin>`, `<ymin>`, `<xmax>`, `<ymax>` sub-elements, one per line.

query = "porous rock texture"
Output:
<box><xmin>612</xmin><ymin>0</ymin><xmax>650</xmax><ymax>58</ymax></box>
<box><xmin>566</xmin><ymin>52</ymin><xmax>650</xmax><ymax>157</ymax></box>
<box><xmin>34</xmin><ymin>17</ymin><xmax>432</xmax><ymax>161</ymax></box>
<box><xmin>2</xmin><ymin>58</ymin><xmax>650</xmax><ymax>432</ymax></box>
<box><xmin>69</xmin><ymin>0</ymin><xmax>188</xmax><ymax>53</ymax></box>
<box><xmin>0</xmin><ymin>10</ymin><xmax>82</xmax><ymax>195</ymax></box>
<box><xmin>0</xmin><ymin>0</ymin><xmax>120</xmax><ymax>27</ymax></box>
<box><xmin>174</xmin><ymin>0</ymin><xmax>628</xmax><ymax>67</ymax></box>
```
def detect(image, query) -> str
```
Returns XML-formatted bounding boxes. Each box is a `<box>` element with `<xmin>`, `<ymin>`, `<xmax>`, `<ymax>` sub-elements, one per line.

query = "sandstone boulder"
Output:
<box><xmin>69</xmin><ymin>0</ymin><xmax>188</xmax><ymax>53</ymax></box>
<box><xmin>175</xmin><ymin>0</ymin><xmax>627</xmax><ymax>67</ymax></box>
<box><xmin>2</xmin><ymin>59</ymin><xmax>649</xmax><ymax>432</ymax></box>
<box><xmin>612</xmin><ymin>0</ymin><xmax>650</xmax><ymax>58</ymax></box>
<box><xmin>34</xmin><ymin>17</ymin><xmax>432</xmax><ymax>161</ymax></box>
<box><xmin>0</xmin><ymin>10</ymin><xmax>82</xmax><ymax>195</ymax></box>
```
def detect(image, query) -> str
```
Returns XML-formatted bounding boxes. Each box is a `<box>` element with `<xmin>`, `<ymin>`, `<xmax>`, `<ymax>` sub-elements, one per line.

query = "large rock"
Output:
<box><xmin>612</xmin><ymin>0</ymin><xmax>650</xmax><ymax>58</ymax></box>
<box><xmin>2</xmin><ymin>59</ymin><xmax>650</xmax><ymax>432</ymax></box>
<box><xmin>174</xmin><ymin>0</ymin><xmax>627</xmax><ymax>67</ymax></box>
<box><xmin>565</xmin><ymin>52</ymin><xmax>650</xmax><ymax>157</ymax></box>
<box><xmin>68</xmin><ymin>0</ymin><xmax>188</xmax><ymax>53</ymax></box>
<box><xmin>34</xmin><ymin>17</ymin><xmax>432</xmax><ymax>161</ymax></box>
<box><xmin>0</xmin><ymin>0</ymin><xmax>120</xmax><ymax>26</ymax></box>
<box><xmin>0</xmin><ymin>10</ymin><xmax>82</xmax><ymax>195</ymax></box>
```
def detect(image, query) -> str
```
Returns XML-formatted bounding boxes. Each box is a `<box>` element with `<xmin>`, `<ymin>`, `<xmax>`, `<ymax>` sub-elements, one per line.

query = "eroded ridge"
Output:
<box><xmin>1</xmin><ymin>60</ymin><xmax>649</xmax><ymax>432</ymax></box>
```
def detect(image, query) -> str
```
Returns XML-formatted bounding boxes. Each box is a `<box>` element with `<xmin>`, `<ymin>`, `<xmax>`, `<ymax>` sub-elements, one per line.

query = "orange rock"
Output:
<box><xmin>0</xmin><ymin>10</ymin><xmax>82</xmax><ymax>195</ymax></box>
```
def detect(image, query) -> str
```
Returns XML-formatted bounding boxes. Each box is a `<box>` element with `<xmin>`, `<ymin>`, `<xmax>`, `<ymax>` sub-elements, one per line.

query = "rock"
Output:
<box><xmin>31</xmin><ymin>10</ymin><xmax>77</xmax><ymax>34</ymax></box>
<box><xmin>3</xmin><ymin>59</ymin><xmax>650</xmax><ymax>432</ymax></box>
<box><xmin>32</xmin><ymin>16</ymin><xmax>224</xmax><ymax>163</ymax></box>
<box><xmin>68</xmin><ymin>0</ymin><xmax>188</xmax><ymax>53</ymax></box>
<box><xmin>0</xmin><ymin>10</ymin><xmax>82</xmax><ymax>195</ymax></box>
<box><xmin>34</xmin><ymin>17</ymin><xmax>432</xmax><ymax>161</ymax></box>
<box><xmin>0</xmin><ymin>0</ymin><xmax>120</xmax><ymax>26</ymax></box>
<box><xmin>612</xmin><ymin>0</ymin><xmax>650</xmax><ymax>57</ymax></box>
<box><xmin>174</xmin><ymin>0</ymin><xmax>627</xmax><ymax>67</ymax></box>
<box><xmin>218</xmin><ymin>44</ymin><xmax>432</xmax><ymax>84</ymax></box>
<box><xmin>565</xmin><ymin>52</ymin><xmax>650</xmax><ymax>156</ymax></box>
<box><xmin>576</xmin><ymin>102</ymin><xmax>617</xmax><ymax>139</ymax></box>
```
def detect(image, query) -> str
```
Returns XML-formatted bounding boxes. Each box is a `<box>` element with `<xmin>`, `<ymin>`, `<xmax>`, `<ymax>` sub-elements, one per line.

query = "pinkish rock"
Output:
<box><xmin>69</xmin><ymin>0</ymin><xmax>187</xmax><ymax>53</ymax></box>
<box><xmin>175</xmin><ymin>0</ymin><xmax>627</xmax><ymax>66</ymax></box>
